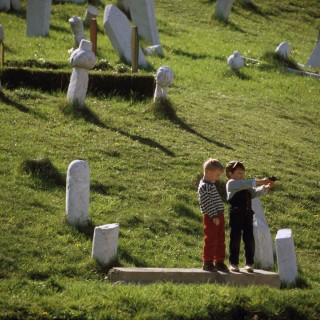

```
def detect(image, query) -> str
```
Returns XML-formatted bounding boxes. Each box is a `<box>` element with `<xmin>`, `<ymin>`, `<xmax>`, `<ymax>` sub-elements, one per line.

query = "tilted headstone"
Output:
<box><xmin>275</xmin><ymin>229</ymin><xmax>298</xmax><ymax>284</ymax></box>
<box><xmin>213</xmin><ymin>0</ymin><xmax>234</xmax><ymax>22</ymax></box>
<box><xmin>103</xmin><ymin>4</ymin><xmax>148</xmax><ymax>68</ymax></box>
<box><xmin>275</xmin><ymin>42</ymin><xmax>290</xmax><ymax>60</ymax></box>
<box><xmin>0</xmin><ymin>24</ymin><xmax>4</xmax><ymax>42</ymax></box>
<box><xmin>10</xmin><ymin>0</ymin><xmax>21</xmax><ymax>11</ymax></box>
<box><xmin>27</xmin><ymin>0</ymin><xmax>52</xmax><ymax>37</ymax></box>
<box><xmin>92</xmin><ymin>223</ymin><xmax>119</xmax><ymax>266</ymax></box>
<box><xmin>67</xmin><ymin>39</ymin><xmax>96</xmax><ymax>108</ymax></box>
<box><xmin>127</xmin><ymin>0</ymin><xmax>161</xmax><ymax>47</ymax></box>
<box><xmin>227</xmin><ymin>51</ymin><xmax>244</xmax><ymax>70</ymax></box>
<box><xmin>0</xmin><ymin>0</ymin><xmax>10</xmax><ymax>12</ymax></box>
<box><xmin>84</xmin><ymin>5</ymin><xmax>99</xmax><ymax>26</ymax></box>
<box><xmin>154</xmin><ymin>66</ymin><xmax>174</xmax><ymax>101</ymax></box>
<box><xmin>306</xmin><ymin>30</ymin><xmax>320</xmax><ymax>68</ymax></box>
<box><xmin>69</xmin><ymin>16</ymin><xmax>87</xmax><ymax>48</ymax></box>
<box><xmin>66</xmin><ymin>160</ymin><xmax>90</xmax><ymax>227</ymax></box>
<box><xmin>253</xmin><ymin>218</ymin><xmax>274</xmax><ymax>270</ymax></box>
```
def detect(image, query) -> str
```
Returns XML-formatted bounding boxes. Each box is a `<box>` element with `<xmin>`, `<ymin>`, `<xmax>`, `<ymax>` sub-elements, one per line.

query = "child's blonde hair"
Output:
<box><xmin>203</xmin><ymin>158</ymin><xmax>224</xmax><ymax>172</ymax></box>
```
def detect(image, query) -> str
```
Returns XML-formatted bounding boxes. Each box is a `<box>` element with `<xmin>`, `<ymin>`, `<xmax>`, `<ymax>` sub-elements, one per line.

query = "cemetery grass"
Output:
<box><xmin>0</xmin><ymin>0</ymin><xmax>320</xmax><ymax>319</ymax></box>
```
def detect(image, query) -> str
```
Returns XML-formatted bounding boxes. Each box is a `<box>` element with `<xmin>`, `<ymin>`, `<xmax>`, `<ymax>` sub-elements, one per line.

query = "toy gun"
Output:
<box><xmin>268</xmin><ymin>176</ymin><xmax>280</xmax><ymax>181</ymax></box>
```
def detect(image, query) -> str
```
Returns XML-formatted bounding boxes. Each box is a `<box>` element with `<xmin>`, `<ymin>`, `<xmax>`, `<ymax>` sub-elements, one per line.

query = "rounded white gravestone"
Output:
<box><xmin>306</xmin><ymin>30</ymin><xmax>320</xmax><ymax>68</ymax></box>
<box><xmin>69</xmin><ymin>16</ymin><xmax>87</xmax><ymax>47</ymax></box>
<box><xmin>92</xmin><ymin>223</ymin><xmax>119</xmax><ymax>266</ymax></box>
<box><xmin>67</xmin><ymin>39</ymin><xmax>96</xmax><ymax>108</ymax></box>
<box><xmin>66</xmin><ymin>160</ymin><xmax>90</xmax><ymax>227</ymax></box>
<box><xmin>275</xmin><ymin>42</ymin><xmax>290</xmax><ymax>60</ymax></box>
<box><xmin>154</xmin><ymin>66</ymin><xmax>174</xmax><ymax>101</ymax></box>
<box><xmin>227</xmin><ymin>51</ymin><xmax>244</xmax><ymax>70</ymax></box>
<box><xmin>26</xmin><ymin>0</ymin><xmax>52</xmax><ymax>37</ymax></box>
<box><xmin>0</xmin><ymin>0</ymin><xmax>10</xmax><ymax>12</ymax></box>
<box><xmin>0</xmin><ymin>24</ymin><xmax>4</xmax><ymax>42</ymax></box>
<box><xmin>275</xmin><ymin>229</ymin><xmax>298</xmax><ymax>285</ymax></box>
<box><xmin>214</xmin><ymin>0</ymin><xmax>234</xmax><ymax>22</ymax></box>
<box><xmin>10</xmin><ymin>0</ymin><xmax>21</xmax><ymax>11</ymax></box>
<box><xmin>144</xmin><ymin>44</ymin><xmax>163</xmax><ymax>56</ymax></box>
<box><xmin>84</xmin><ymin>5</ymin><xmax>99</xmax><ymax>25</ymax></box>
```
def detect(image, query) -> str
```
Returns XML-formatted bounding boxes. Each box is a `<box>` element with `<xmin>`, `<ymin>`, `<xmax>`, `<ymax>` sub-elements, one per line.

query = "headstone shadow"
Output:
<box><xmin>171</xmin><ymin>48</ymin><xmax>211</xmax><ymax>60</ymax></box>
<box><xmin>0</xmin><ymin>92</ymin><xmax>30</xmax><ymax>113</ymax></box>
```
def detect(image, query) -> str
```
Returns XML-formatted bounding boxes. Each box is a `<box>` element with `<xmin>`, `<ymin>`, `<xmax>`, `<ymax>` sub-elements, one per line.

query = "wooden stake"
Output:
<box><xmin>0</xmin><ymin>42</ymin><xmax>4</xmax><ymax>67</ymax></box>
<box><xmin>131</xmin><ymin>26</ymin><xmax>139</xmax><ymax>74</ymax></box>
<box><xmin>90</xmin><ymin>18</ymin><xmax>97</xmax><ymax>55</ymax></box>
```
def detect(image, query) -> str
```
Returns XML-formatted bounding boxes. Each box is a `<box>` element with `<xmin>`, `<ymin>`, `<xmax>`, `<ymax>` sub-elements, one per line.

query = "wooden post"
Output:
<box><xmin>90</xmin><ymin>18</ymin><xmax>97</xmax><ymax>55</ymax></box>
<box><xmin>0</xmin><ymin>42</ymin><xmax>4</xmax><ymax>67</ymax></box>
<box><xmin>131</xmin><ymin>26</ymin><xmax>139</xmax><ymax>74</ymax></box>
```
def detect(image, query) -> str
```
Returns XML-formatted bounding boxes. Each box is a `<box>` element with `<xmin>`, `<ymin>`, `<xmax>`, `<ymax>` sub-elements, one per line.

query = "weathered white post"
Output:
<box><xmin>26</xmin><ymin>0</ymin><xmax>52</xmax><ymax>37</ymax></box>
<box><xmin>213</xmin><ymin>0</ymin><xmax>234</xmax><ymax>22</ymax></box>
<box><xmin>275</xmin><ymin>42</ymin><xmax>290</xmax><ymax>60</ymax></box>
<box><xmin>227</xmin><ymin>51</ymin><xmax>244</xmax><ymax>70</ymax></box>
<box><xmin>92</xmin><ymin>223</ymin><xmax>119</xmax><ymax>266</ymax></box>
<box><xmin>66</xmin><ymin>160</ymin><xmax>90</xmax><ymax>227</ymax></box>
<box><xmin>275</xmin><ymin>229</ymin><xmax>298</xmax><ymax>285</ymax></box>
<box><xmin>67</xmin><ymin>39</ymin><xmax>96</xmax><ymax>108</ymax></box>
<box><xmin>69</xmin><ymin>16</ymin><xmax>87</xmax><ymax>48</ymax></box>
<box><xmin>154</xmin><ymin>66</ymin><xmax>174</xmax><ymax>101</ymax></box>
<box><xmin>306</xmin><ymin>30</ymin><xmax>320</xmax><ymax>68</ymax></box>
<box><xmin>84</xmin><ymin>5</ymin><xmax>99</xmax><ymax>26</ymax></box>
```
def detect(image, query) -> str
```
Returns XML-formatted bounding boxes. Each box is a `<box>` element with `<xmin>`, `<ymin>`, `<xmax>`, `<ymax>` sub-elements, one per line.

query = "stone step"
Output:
<box><xmin>107</xmin><ymin>267</ymin><xmax>280</xmax><ymax>288</ymax></box>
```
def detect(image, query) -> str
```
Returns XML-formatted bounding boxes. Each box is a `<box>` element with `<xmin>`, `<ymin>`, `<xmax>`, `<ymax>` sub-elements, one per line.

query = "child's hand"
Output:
<box><xmin>266</xmin><ymin>181</ymin><xmax>275</xmax><ymax>189</ymax></box>
<box><xmin>212</xmin><ymin>217</ymin><xmax>220</xmax><ymax>226</ymax></box>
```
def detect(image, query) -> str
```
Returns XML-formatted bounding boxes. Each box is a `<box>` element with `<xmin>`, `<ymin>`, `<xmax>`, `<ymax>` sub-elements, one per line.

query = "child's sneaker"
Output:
<box><xmin>245</xmin><ymin>265</ymin><xmax>254</xmax><ymax>273</ymax></box>
<box><xmin>228</xmin><ymin>264</ymin><xmax>240</xmax><ymax>272</ymax></box>
<box><xmin>202</xmin><ymin>261</ymin><xmax>217</xmax><ymax>272</ymax></box>
<box><xmin>215</xmin><ymin>261</ymin><xmax>229</xmax><ymax>272</ymax></box>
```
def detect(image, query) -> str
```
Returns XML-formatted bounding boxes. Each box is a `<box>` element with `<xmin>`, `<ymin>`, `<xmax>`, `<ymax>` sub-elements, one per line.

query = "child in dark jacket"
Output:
<box><xmin>225</xmin><ymin>161</ymin><xmax>275</xmax><ymax>273</ymax></box>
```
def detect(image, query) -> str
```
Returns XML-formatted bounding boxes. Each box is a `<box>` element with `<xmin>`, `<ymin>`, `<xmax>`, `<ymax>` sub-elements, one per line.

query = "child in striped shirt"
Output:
<box><xmin>198</xmin><ymin>158</ymin><xmax>228</xmax><ymax>272</ymax></box>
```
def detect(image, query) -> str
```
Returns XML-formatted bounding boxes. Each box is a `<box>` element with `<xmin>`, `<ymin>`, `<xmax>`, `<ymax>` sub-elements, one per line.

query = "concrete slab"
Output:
<box><xmin>108</xmin><ymin>267</ymin><xmax>280</xmax><ymax>288</ymax></box>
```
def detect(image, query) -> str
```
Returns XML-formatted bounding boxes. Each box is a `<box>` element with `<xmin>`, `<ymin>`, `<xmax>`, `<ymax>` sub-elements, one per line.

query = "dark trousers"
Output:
<box><xmin>229</xmin><ymin>209</ymin><xmax>255</xmax><ymax>265</ymax></box>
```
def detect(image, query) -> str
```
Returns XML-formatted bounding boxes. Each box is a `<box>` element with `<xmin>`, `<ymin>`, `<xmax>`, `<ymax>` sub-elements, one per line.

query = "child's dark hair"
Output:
<box><xmin>226</xmin><ymin>161</ymin><xmax>245</xmax><ymax>178</ymax></box>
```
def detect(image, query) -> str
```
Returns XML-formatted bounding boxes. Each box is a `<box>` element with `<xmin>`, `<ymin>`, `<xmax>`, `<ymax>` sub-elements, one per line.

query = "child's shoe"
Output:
<box><xmin>228</xmin><ymin>264</ymin><xmax>240</xmax><ymax>272</ymax></box>
<box><xmin>202</xmin><ymin>261</ymin><xmax>217</xmax><ymax>272</ymax></box>
<box><xmin>245</xmin><ymin>265</ymin><xmax>254</xmax><ymax>273</ymax></box>
<box><xmin>215</xmin><ymin>261</ymin><xmax>229</xmax><ymax>272</ymax></box>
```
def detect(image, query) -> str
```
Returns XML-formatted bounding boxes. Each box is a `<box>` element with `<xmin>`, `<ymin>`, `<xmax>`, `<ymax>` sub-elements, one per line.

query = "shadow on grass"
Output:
<box><xmin>172</xmin><ymin>201</ymin><xmax>201</xmax><ymax>222</ymax></box>
<box><xmin>238</xmin><ymin>2</ymin><xmax>271</xmax><ymax>19</ymax></box>
<box><xmin>211</xmin><ymin>15</ymin><xmax>246</xmax><ymax>33</ymax></box>
<box><xmin>60</xmin><ymin>103</ymin><xmax>175</xmax><ymax>157</ymax></box>
<box><xmin>0</xmin><ymin>92</ymin><xmax>30</xmax><ymax>113</ymax></box>
<box><xmin>171</xmin><ymin>48</ymin><xmax>211</xmax><ymax>60</ymax></box>
<box><xmin>149</xmin><ymin>98</ymin><xmax>234</xmax><ymax>150</ymax></box>
<box><xmin>75</xmin><ymin>220</ymin><xmax>96</xmax><ymax>239</ymax></box>
<box><xmin>50</xmin><ymin>24</ymin><xmax>70</xmax><ymax>34</ymax></box>
<box><xmin>224</xmin><ymin>68</ymin><xmax>252</xmax><ymax>80</ymax></box>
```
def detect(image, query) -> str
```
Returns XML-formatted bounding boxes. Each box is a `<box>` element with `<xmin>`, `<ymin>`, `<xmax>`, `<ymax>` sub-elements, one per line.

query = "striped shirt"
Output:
<box><xmin>198</xmin><ymin>179</ymin><xmax>225</xmax><ymax>218</ymax></box>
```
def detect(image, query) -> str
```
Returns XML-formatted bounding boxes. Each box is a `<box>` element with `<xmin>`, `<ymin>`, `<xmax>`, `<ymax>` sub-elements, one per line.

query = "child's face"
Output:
<box><xmin>208</xmin><ymin>169</ymin><xmax>223</xmax><ymax>183</ymax></box>
<box><xmin>230</xmin><ymin>168</ymin><xmax>245</xmax><ymax>180</ymax></box>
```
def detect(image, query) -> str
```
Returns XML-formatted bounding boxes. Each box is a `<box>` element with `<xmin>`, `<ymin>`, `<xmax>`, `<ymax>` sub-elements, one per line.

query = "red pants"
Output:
<box><xmin>202</xmin><ymin>214</ymin><xmax>226</xmax><ymax>263</ymax></box>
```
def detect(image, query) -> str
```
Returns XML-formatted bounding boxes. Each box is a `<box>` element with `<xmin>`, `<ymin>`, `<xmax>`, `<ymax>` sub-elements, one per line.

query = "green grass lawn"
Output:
<box><xmin>0</xmin><ymin>0</ymin><xmax>320</xmax><ymax>319</ymax></box>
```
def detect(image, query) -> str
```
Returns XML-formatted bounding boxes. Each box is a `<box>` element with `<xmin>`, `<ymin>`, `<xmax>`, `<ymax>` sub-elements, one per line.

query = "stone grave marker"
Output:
<box><xmin>227</xmin><ymin>51</ymin><xmax>244</xmax><ymax>70</ymax></box>
<box><xmin>66</xmin><ymin>160</ymin><xmax>90</xmax><ymax>227</ymax></box>
<box><xmin>275</xmin><ymin>229</ymin><xmax>298</xmax><ymax>285</ymax></box>
<box><xmin>214</xmin><ymin>0</ymin><xmax>234</xmax><ymax>22</ymax></box>
<box><xmin>27</xmin><ymin>0</ymin><xmax>52</xmax><ymax>37</ymax></box>
<box><xmin>92</xmin><ymin>223</ymin><xmax>119</xmax><ymax>266</ymax></box>
<box><xmin>69</xmin><ymin>16</ymin><xmax>87</xmax><ymax>48</ymax></box>
<box><xmin>0</xmin><ymin>0</ymin><xmax>10</xmax><ymax>12</ymax></box>
<box><xmin>154</xmin><ymin>66</ymin><xmax>174</xmax><ymax>101</ymax></box>
<box><xmin>275</xmin><ymin>42</ymin><xmax>290</xmax><ymax>60</ymax></box>
<box><xmin>306</xmin><ymin>30</ymin><xmax>320</xmax><ymax>68</ymax></box>
<box><xmin>67</xmin><ymin>39</ymin><xmax>96</xmax><ymax>108</ymax></box>
<box><xmin>103</xmin><ymin>4</ymin><xmax>148</xmax><ymax>68</ymax></box>
<box><xmin>84</xmin><ymin>5</ymin><xmax>99</xmax><ymax>26</ymax></box>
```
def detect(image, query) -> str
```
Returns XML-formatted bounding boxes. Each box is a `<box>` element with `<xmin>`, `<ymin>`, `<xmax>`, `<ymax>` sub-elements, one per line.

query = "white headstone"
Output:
<box><xmin>127</xmin><ymin>0</ymin><xmax>160</xmax><ymax>46</ymax></box>
<box><xmin>92</xmin><ymin>223</ymin><xmax>119</xmax><ymax>266</ymax></box>
<box><xmin>252</xmin><ymin>198</ymin><xmax>268</xmax><ymax>226</ymax></box>
<box><xmin>275</xmin><ymin>42</ymin><xmax>290</xmax><ymax>60</ymax></box>
<box><xmin>227</xmin><ymin>51</ymin><xmax>244</xmax><ymax>70</ymax></box>
<box><xmin>253</xmin><ymin>218</ymin><xmax>274</xmax><ymax>270</ymax></box>
<box><xmin>0</xmin><ymin>0</ymin><xmax>10</xmax><ymax>12</ymax></box>
<box><xmin>0</xmin><ymin>25</ymin><xmax>4</xmax><ymax>42</ymax></box>
<box><xmin>154</xmin><ymin>66</ymin><xmax>174</xmax><ymax>101</ymax></box>
<box><xmin>103</xmin><ymin>4</ymin><xmax>148</xmax><ymax>68</ymax></box>
<box><xmin>306</xmin><ymin>30</ymin><xmax>320</xmax><ymax>68</ymax></box>
<box><xmin>26</xmin><ymin>0</ymin><xmax>52</xmax><ymax>37</ymax></box>
<box><xmin>10</xmin><ymin>0</ymin><xmax>21</xmax><ymax>11</ymax></box>
<box><xmin>67</xmin><ymin>39</ymin><xmax>96</xmax><ymax>108</ymax></box>
<box><xmin>144</xmin><ymin>44</ymin><xmax>163</xmax><ymax>56</ymax></box>
<box><xmin>69</xmin><ymin>16</ymin><xmax>87</xmax><ymax>48</ymax></box>
<box><xmin>214</xmin><ymin>0</ymin><xmax>234</xmax><ymax>22</ymax></box>
<box><xmin>66</xmin><ymin>160</ymin><xmax>90</xmax><ymax>227</ymax></box>
<box><xmin>84</xmin><ymin>5</ymin><xmax>99</xmax><ymax>25</ymax></box>
<box><xmin>275</xmin><ymin>229</ymin><xmax>298</xmax><ymax>285</ymax></box>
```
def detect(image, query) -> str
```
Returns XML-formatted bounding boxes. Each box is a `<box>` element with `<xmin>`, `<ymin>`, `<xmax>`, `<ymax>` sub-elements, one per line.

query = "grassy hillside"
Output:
<box><xmin>0</xmin><ymin>0</ymin><xmax>319</xmax><ymax>319</ymax></box>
